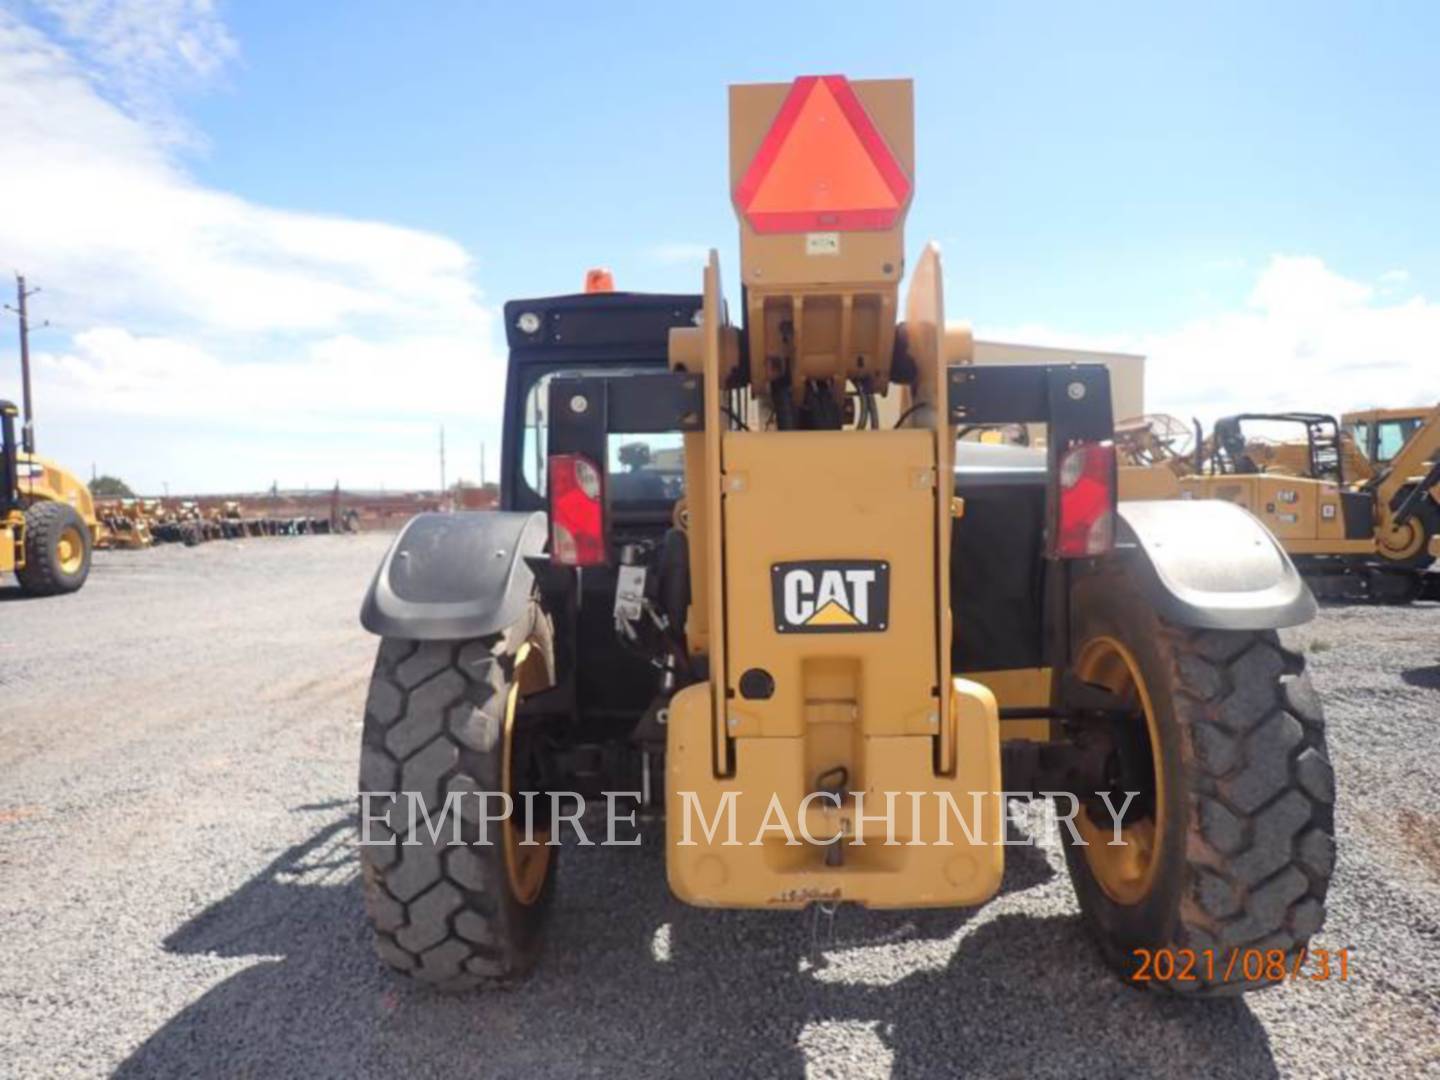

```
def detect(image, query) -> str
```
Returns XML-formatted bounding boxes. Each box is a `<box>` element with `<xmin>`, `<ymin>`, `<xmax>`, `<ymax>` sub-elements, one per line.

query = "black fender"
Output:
<box><xmin>1109</xmin><ymin>500</ymin><xmax>1316</xmax><ymax>630</ymax></box>
<box><xmin>360</xmin><ymin>511</ymin><xmax>548</xmax><ymax>640</ymax></box>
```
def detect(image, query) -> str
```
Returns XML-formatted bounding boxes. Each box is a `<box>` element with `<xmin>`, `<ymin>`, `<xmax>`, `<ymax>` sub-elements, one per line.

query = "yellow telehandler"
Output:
<box><xmin>355</xmin><ymin>75</ymin><xmax>1334</xmax><ymax>996</ymax></box>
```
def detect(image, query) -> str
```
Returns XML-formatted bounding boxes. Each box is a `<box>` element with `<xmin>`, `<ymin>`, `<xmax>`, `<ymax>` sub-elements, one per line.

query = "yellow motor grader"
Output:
<box><xmin>356</xmin><ymin>75</ymin><xmax>1334</xmax><ymax>996</ymax></box>
<box><xmin>1</xmin><ymin>400</ymin><xmax>98</xmax><ymax>594</ymax></box>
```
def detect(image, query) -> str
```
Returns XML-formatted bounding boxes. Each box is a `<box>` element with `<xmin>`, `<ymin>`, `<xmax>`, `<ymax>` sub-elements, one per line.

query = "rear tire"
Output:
<box><xmin>358</xmin><ymin>606</ymin><xmax>557</xmax><ymax>991</ymax></box>
<box><xmin>15</xmin><ymin>501</ymin><xmax>91</xmax><ymax>595</ymax></box>
<box><xmin>1063</xmin><ymin>572</ymin><xmax>1335</xmax><ymax>996</ymax></box>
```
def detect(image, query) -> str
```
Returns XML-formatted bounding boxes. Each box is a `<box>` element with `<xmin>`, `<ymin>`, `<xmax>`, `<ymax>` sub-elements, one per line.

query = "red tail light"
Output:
<box><xmin>548</xmin><ymin>453</ymin><xmax>607</xmax><ymax>566</ymax></box>
<box><xmin>1054</xmin><ymin>442</ymin><xmax>1116</xmax><ymax>557</ymax></box>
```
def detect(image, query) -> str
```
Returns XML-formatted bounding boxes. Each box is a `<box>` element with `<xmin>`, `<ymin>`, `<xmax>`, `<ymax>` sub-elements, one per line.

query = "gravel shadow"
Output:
<box><xmin>116</xmin><ymin>805</ymin><xmax>1277</xmax><ymax>1079</ymax></box>
<box><xmin>1400</xmin><ymin>665</ymin><xmax>1440</xmax><ymax>690</ymax></box>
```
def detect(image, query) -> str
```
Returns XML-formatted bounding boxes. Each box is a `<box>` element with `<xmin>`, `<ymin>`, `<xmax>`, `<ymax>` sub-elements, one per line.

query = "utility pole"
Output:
<box><xmin>5</xmin><ymin>274</ymin><xmax>44</xmax><ymax>454</ymax></box>
<box><xmin>439</xmin><ymin>425</ymin><xmax>447</xmax><ymax>495</ymax></box>
<box><xmin>480</xmin><ymin>440</ymin><xmax>486</xmax><ymax>487</ymax></box>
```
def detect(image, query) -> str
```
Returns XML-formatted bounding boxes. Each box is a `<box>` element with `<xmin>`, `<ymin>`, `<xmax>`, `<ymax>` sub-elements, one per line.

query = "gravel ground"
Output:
<box><xmin>2</xmin><ymin>535</ymin><xmax>1438</xmax><ymax>1079</ymax></box>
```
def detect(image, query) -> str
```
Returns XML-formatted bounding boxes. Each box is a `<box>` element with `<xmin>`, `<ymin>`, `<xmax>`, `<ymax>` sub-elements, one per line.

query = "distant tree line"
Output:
<box><xmin>88</xmin><ymin>475</ymin><xmax>134</xmax><ymax>498</ymax></box>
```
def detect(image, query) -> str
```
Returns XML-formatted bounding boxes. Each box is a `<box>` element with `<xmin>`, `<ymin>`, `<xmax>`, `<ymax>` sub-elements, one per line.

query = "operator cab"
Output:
<box><xmin>499</xmin><ymin>292</ymin><xmax>702</xmax><ymax>733</ymax></box>
<box><xmin>1</xmin><ymin>401</ymin><xmax>19</xmax><ymax>518</ymax></box>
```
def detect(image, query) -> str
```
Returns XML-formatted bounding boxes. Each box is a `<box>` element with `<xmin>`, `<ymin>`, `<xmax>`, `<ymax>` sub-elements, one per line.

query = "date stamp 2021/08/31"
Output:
<box><xmin>1133</xmin><ymin>948</ymin><xmax>1352</xmax><ymax>984</ymax></box>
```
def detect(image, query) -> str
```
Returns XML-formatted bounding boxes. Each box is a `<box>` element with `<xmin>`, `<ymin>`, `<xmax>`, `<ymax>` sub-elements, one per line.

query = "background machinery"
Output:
<box><xmin>1344</xmin><ymin>405</ymin><xmax>1437</xmax><ymax>474</ymax></box>
<box><xmin>1119</xmin><ymin>409</ymin><xmax>1439</xmax><ymax>601</ymax></box>
<box><xmin>1342</xmin><ymin>404</ymin><xmax>1440</xmax><ymax>570</ymax></box>
<box><xmin>356</xmin><ymin>75</ymin><xmax>1335</xmax><ymax>996</ymax></box>
<box><xmin>1</xmin><ymin>399</ymin><xmax>97</xmax><ymax>595</ymax></box>
<box><xmin>95</xmin><ymin>498</ymin><xmax>155</xmax><ymax>550</ymax></box>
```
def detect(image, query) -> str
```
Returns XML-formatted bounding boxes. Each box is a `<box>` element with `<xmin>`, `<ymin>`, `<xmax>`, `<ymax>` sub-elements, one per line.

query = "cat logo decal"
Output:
<box><xmin>771</xmin><ymin>560</ymin><xmax>890</xmax><ymax>633</ymax></box>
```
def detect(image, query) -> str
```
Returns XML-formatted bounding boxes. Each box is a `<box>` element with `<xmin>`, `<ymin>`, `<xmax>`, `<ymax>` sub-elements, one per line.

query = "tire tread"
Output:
<box><xmin>1162</xmin><ymin>626</ymin><xmax>1335</xmax><ymax>994</ymax></box>
<box><xmin>15</xmin><ymin>500</ymin><xmax>90</xmax><ymax>595</ymax></box>
<box><xmin>358</xmin><ymin>616</ymin><xmax>552</xmax><ymax>992</ymax></box>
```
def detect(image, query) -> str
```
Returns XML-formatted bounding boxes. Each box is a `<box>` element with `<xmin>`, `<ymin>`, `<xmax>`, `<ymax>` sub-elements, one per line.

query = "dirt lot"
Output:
<box><xmin>2</xmin><ymin>535</ymin><xmax>1438</xmax><ymax>1078</ymax></box>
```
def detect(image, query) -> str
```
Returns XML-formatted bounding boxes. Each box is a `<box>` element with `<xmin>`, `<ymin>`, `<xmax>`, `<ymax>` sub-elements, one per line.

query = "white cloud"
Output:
<box><xmin>0</xmin><ymin>8</ymin><xmax>504</xmax><ymax>492</ymax></box>
<box><xmin>25</xmin><ymin>0</ymin><xmax>237</xmax><ymax>141</ymax></box>
<box><xmin>985</xmin><ymin>255</ymin><xmax>1440</xmax><ymax>423</ymax></box>
<box><xmin>4</xmin><ymin>4</ymin><xmax>1435</xmax><ymax>494</ymax></box>
<box><xmin>48</xmin><ymin>327</ymin><xmax>499</xmax><ymax>426</ymax></box>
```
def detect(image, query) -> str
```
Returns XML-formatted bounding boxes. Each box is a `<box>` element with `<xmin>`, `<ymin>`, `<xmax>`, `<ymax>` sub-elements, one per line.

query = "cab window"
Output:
<box><xmin>1374</xmin><ymin>419</ymin><xmax>1421</xmax><ymax>464</ymax></box>
<box><xmin>608</xmin><ymin>434</ymin><xmax>685</xmax><ymax>502</ymax></box>
<box><xmin>520</xmin><ymin>374</ymin><xmax>551</xmax><ymax>497</ymax></box>
<box><xmin>1348</xmin><ymin>422</ymin><xmax>1370</xmax><ymax>459</ymax></box>
<box><xmin>520</xmin><ymin>371</ymin><xmax>685</xmax><ymax>504</ymax></box>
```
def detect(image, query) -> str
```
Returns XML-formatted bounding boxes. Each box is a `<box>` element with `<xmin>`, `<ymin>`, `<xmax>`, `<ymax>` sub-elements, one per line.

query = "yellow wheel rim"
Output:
<box><xmin>1379</xmin><ymin>519</ymin><xmax>1425</xmax><ymax>562</ymax></box>
<box><xmin>57</xmin><ymin>525</ymin><xmax>85</xmax><ymax>575</ymax></box>
<box><xmin>501</xmin><ymin>642</ymin><xmax>553</xmax><ymax>905</ymax></box>
<box><xmin>1073</xmin><ymin>636</ymin><xmax>1164</xmax><ymax>906</ymax></box>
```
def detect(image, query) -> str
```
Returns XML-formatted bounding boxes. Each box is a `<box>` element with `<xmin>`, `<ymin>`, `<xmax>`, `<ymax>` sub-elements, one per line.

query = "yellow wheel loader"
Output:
<box><xmin>1342</xmin><ymin>404</ymin><xmax>1440</xmax><ymax>571</ymax></box>
<box><xmin>1120</xmin><ymin>410</ymin><xmax>1439</xmax><ymax>601</ymax></box>
<box><xmin>355</xmin><ymin>76</ymin><xmax>1334</xmax><ymax>996</ymax></box>
<box><xmin>1</xmin><ymin>400</ymin><xmax>98</xmax><ymax>595</ymax></box>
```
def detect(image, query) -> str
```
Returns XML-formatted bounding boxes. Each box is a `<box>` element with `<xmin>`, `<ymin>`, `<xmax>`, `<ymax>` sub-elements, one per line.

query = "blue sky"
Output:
<box><xmin>1</xmin><ymin>1</ymin><xmax>1437</xmax><ymax>492</ymax></box>
<box><xmin>194</xmin><ymin>1</ymin><xmax>1440</xmax><ymax>326</ymax></box>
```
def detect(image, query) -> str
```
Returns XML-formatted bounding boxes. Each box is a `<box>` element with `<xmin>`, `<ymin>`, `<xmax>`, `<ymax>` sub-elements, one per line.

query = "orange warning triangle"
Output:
<box><xmin>747</xmin><ymin>79</ymin><xmax>895</xmax><ymax>214</ymax></box>
<box><xmin>736</xmin><ymin>75</ymin><xmax>911</xmax><ymax>234</ymax></box>
<box><xmin>806</xmin><ymin>599</ymin><xmax>859</xmax><ymax>626</ymax></box>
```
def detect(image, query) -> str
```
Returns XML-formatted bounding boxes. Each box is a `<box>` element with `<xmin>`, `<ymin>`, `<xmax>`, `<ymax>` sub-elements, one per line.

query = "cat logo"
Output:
<box><xmin>771</xmin><ymin>560</ymin><xmax>890</xmax><ymax>633</ymax></box>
